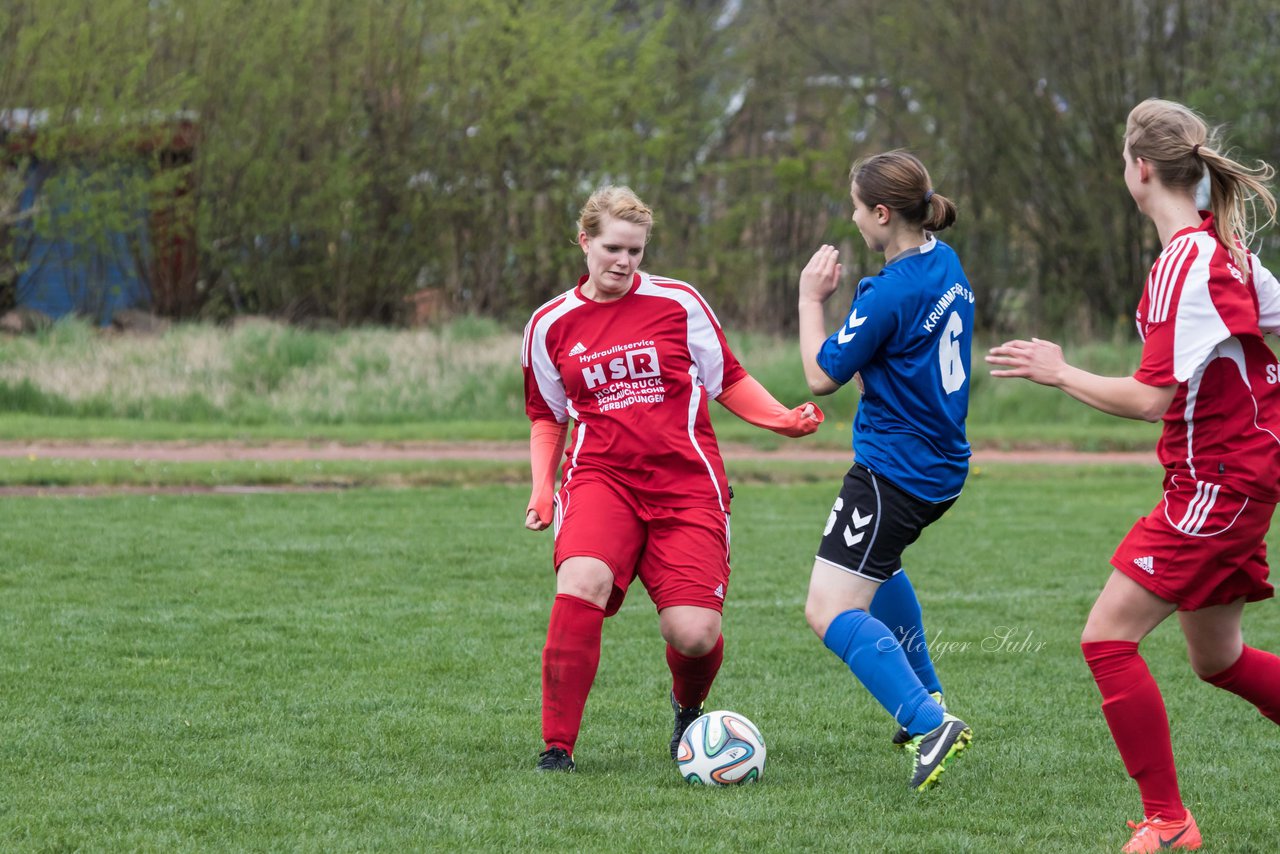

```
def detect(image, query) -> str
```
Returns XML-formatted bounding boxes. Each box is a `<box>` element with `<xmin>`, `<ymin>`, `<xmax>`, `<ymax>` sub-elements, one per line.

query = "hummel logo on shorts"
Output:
<box><xmin>1133</xmin><ymin>555</ymin><xmax>1154</xmax><ymax>574</ymax></box>
<box><xmin>569</xmin><ymin>341</ymin><xmax>587</xmax><ymax>356</ymax></box>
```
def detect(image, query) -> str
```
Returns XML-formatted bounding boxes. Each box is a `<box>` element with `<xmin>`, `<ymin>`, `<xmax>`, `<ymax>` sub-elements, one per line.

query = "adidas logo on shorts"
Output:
<box><xmin>1133</xmin><ymin>555</ymin><xmax>1155</xmax><ymax>574</ymax></box>
<box><xmin>713</xmin><ymin>583</ymin><xmax>724</xmax><ymax>599</ymax></box>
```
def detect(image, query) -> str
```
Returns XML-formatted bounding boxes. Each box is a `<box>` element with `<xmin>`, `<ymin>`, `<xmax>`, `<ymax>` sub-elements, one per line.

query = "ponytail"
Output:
<box><xmin>851</xmin><ymin>150</ymin><xmax>958</xmax><ymax>232</ymax></box>
<box><xmin>1127</xmin><ymin>99</ymin><xmax>1276</xmax><ymax>269</ymax></box>
<box><xmin>1198</xmin><ymin>144</ymin><xmax>1276</xmax><ymax>269</ymax></box>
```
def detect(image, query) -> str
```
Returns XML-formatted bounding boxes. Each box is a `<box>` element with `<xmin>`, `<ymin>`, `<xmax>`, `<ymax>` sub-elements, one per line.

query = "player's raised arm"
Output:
<box><xmin>798</xmin><ymin>244</ymin><xmax>843</xmax><ymax>396</ymax></box>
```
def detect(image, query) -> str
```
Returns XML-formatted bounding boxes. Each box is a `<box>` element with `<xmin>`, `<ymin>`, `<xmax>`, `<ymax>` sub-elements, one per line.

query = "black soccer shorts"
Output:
<box><xmin>815</xmin><ymin>464</ymin><xmax>955</xmax><ymax>582</ymax></box>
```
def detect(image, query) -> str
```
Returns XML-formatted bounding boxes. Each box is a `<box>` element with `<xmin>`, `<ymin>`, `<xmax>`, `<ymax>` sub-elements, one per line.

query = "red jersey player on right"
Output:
<box><xmin>988</xmin><ymin>98</ymin><xmax>1280</xmax><ymax>852</ymax></box>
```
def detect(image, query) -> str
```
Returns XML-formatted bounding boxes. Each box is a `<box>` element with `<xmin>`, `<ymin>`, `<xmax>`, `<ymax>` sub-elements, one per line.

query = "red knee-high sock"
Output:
<box><xmin>541</xmin><ymin>594</ymin><xmax>605</xmax><ymax>754</ymax></box>
<box><xmin>667</xmin><ymin>634</ymin><xmax>724</xmax><ymax>709</ymax></box>
<box><xmin>1203</xmin><ymin>645</ymin><xmax>1280</xmax><ymax>724</ymax></box>
<box><xmin>1082</xmin><ymin>640</ymin><xmax>1185</xmax><ymax>822</ymax></box>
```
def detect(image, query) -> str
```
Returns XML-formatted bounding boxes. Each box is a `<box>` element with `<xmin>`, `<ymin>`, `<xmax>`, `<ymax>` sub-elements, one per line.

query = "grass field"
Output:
<box><xmin>2</xmin><ymin>463</ymin><xmax>1277</xmax><ymax>852</ymax></box>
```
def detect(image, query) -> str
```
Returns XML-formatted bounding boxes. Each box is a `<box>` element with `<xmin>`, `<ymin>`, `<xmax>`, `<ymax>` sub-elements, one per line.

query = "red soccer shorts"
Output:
<box><xmin>1111</xmin><ymin>474</ymin><xmax>1275</xmax><ymax>610</ymax></box>
<box><xmin>553</xmin><ymin>473</ymin><xmax>731</xmax><ymax>616</ymax></box>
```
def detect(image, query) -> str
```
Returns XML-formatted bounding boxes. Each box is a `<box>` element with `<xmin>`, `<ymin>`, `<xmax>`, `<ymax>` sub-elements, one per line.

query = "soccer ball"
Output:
<box><xmin>676</xmin><ymin>710</ymin><xmax>766</xmax><ymax>785</ymax></box>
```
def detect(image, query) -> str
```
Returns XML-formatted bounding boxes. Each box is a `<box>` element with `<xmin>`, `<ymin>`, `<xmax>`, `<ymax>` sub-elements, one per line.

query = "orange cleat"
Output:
<box><xmin>1121</xmin><ymin>811</ymin><xmax>1202</xmax><ymax>852</ymax></box>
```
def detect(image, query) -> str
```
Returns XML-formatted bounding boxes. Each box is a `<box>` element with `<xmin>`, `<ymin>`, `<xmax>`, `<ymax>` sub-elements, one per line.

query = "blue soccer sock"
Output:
<box><xmin>823</xmin><ymin>608</ymin><xmax>945</xmax><ymax>736</ymax></box>
<box><xmin>871</xmin><ymin>570</ymin><xmax>943</xmax><ymax>695</ymax></box>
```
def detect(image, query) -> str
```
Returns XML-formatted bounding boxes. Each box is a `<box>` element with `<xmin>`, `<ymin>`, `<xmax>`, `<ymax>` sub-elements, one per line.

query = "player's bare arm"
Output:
<box><xmin>986</xmin><ymin>337</ymin><xmax>1175</xmax><ymax>422</ymax></box>
<box><xmin>798</xmin><ymin>245</ymin><xmax>843</xmax><ymax>396</ymax></box>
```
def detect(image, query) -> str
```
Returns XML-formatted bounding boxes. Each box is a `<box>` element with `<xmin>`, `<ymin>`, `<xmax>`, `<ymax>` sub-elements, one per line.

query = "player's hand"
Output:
<box><xmin>799</xmin><ymin>245</ymin><xmax>842</xmax><ymax>305</ymax></box>
<box><xmin>526</xmin><ymin>508</ymin><xmax>550</xmax><ymax>532</ymax></box>
<box><xmin>777</xmin><ymin>402</ymin><xmax>824</xmax><ymax>437</ymax></box>
<box><xmin>985</xmin><ymin>337</ymin><xmax>1067</xmax><ymax>387</ymax></box>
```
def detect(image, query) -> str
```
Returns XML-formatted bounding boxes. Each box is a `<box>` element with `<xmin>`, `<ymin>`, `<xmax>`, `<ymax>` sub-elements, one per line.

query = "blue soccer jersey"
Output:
<box><xmin>816</xmin><ymin>236</ymin><xmax>973</xmax><ymax>502</ymax></box>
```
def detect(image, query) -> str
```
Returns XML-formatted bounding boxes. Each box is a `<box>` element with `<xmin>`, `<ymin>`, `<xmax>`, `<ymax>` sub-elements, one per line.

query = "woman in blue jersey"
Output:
<box><xmin>797</xmin><ymin>149</ymin><xmax>974</xmax><ymax>791</ymax></box>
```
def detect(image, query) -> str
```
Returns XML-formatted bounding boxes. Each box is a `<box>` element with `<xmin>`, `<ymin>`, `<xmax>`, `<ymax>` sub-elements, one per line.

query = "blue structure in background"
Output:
<box><xmin>13</xmin><ymin>162</ymin><xmax>152</xmax><ymax>326</ymax></box>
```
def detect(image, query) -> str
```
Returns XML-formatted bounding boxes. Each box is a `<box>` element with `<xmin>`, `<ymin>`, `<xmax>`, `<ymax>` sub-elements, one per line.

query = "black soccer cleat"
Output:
<box><xmin>669</xmin><ymin>691</ymin><xmax>705</xmax><ymax>760</ymax></box>
<box><xmin>893</xmin><ymin>691</ymin><xmax>946</xmax><ymax>748</ymax></box>
<box><xmin>906</xmin><ymin>713</ymin><xmax>972</xmax><ymax>791</ymax></box>
<box><xmin>535</xmin><ymin>746</ymin><xmax>575</xmax><ymax>772</ymax></box>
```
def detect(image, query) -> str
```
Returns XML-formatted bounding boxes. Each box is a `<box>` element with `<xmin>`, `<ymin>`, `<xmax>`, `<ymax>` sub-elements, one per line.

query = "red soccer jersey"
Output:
<box><xmin>522</xmin><ymin>271</ymin><xmax>748</xmax><ymax>511</ymax></box>
<box><xmin>1133</xmin><ymin>213</ymin><xmax>1280</xmax><ymax>501</ymax></box>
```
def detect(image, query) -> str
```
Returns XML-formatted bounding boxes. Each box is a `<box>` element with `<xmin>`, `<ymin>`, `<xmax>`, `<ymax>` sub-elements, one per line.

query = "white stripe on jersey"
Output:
<box><xmin>639</xmin><ymin>273</ymin><xmax>730</xmax><ymax>398</ymax></box>
<box><xmin>563</xmin><ymin>419</ymin><xmax>587</xmax><ymax>488</ymax></box>
<box><xmin>683</xmin><ymin>364</ymin><xmax>727</xmax><ymax>512</ymax></box>
<box><xmin>1148</xmin><ymin>235</ymin><xmax>1196</xmax><ymax>323</ymax></box>
<box><xmin>1180</xmin><ymin>351</ymin><xmax>1208</xmax><ymax>481</ymax></box>
<box><xmin>524</xmin><ymin>290</ymin><xmax>581</xmax><ymax>423</ymax></box>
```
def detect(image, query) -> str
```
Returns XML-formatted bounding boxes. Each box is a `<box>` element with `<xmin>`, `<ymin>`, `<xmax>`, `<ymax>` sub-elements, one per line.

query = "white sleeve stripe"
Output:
<box><xmin>1170</xmin><ymin>247</ymin><xmax>1227</xmax><ymax>381</ymax></box>
<box><xmin>1251</xmin><ymin>254</ymin><xmax>1280</xmax><ymax>334</ymax></box>
<box><xmin>528</xmin><ymin>294</ymin><xmax>581</xmax><ymax>423</ymax></box>
<box><xmin>1149</xmin><ymin>236</ymin><xmax>1196</xmax><ymax>323</ymax></box>
<box><xmin>635</xmin><ymin>273</ymin><xmax>729</xmax><ymax>398</ymax></box>
<box><xmin>647</xmin><ymin>273</ymin><xmax>723</xmax><ymax>326</ymax></box>
<box><xmin>1154</xmin><ymin>236</ymin><xmax>1195</xmax><ymax>322</ymax></box>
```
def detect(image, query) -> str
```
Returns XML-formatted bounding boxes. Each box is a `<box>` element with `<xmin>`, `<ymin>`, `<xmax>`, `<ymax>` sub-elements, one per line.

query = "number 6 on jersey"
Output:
<box><xmin>938</xmin><ymin>310</ymin><xmax>966</xmax><ymax>394</ymax></box>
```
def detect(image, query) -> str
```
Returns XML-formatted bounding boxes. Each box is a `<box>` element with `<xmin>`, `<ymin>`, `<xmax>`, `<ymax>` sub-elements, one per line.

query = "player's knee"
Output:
<box><xmin>1187</xmin><ymin>646</ymin><xmax>1239</xmax><ymax>680</ymax></box>
<box><xmin>804</xmin><ymin>595</ymin><xmax>834</xmax><ymax>639</ymax></box>
<box><xmin>555</xmin><ymin>559</ymin><xmax>614</xmax><ymax>606</ymax></box>
<box><xmin>667</xmin><ymin>621</ymin><xmax>720</xmax><ymax>657</ymax></box>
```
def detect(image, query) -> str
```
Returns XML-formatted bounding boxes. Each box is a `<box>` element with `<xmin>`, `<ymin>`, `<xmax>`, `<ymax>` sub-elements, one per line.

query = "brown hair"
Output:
<box><xmin>850</xmin><ymin>150</ymin><xmax>957</xmax><ymax>232</ymax></box>
<box><xmin>1126</xmin><ymin>98</ymin><xmax>1276</xmax><ymax>268</ymax></box>
<box><xmin>577</xmin><ymin>185</ymin><xmax>654</xmax><ymax>241</ymax></box>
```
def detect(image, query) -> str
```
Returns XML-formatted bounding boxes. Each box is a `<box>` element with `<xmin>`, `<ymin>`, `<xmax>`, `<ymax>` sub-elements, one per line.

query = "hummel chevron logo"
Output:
<box><xmin>836</xmin><ymin>309</ymin><xmax>868</xmax><ymax>344</ymax></box>
<box><xmin>568</xmin><ymin>341</ymin><xmax>587</xmax><ymax>356</ymax></box>
<box><xmin>842</xmin><ymin>507</ymin><xmax>874</xmax><ymax>547</ymax></box>
<box><xmin>1133</xmin><ymin>555</ymin><xmax>1154</xmax><ymax>575</ymax></box>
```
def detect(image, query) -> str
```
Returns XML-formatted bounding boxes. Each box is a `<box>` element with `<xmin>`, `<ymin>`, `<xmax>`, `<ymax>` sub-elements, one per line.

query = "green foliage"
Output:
<box><xmin>4</xmin><ymin>3</ymin><xmax>1279</xmax><ymax>330</ymax></box>
<box><xmin>0</xmin><ymin>474</ymin><xmax>1275</xmax><ymax>850</ymax></box>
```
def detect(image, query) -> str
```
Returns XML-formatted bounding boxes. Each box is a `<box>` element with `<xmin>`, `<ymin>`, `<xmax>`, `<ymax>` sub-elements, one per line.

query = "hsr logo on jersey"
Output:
<box><xmin>581</xmin><ymin>345</ymin><xmax>661</xmax><ymax>390</ymax></box>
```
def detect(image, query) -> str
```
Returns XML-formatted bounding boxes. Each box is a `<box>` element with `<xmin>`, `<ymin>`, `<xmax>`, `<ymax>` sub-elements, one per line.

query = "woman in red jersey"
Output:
<box><xmin>522</xmin><ymin>185</ymin><xmax>823</xmax><ymax>773</ymax></box>
<box><xmin>988</xmin><ymin>98</ymin><xmax>1280</xmax><ymax>853</ymax></box>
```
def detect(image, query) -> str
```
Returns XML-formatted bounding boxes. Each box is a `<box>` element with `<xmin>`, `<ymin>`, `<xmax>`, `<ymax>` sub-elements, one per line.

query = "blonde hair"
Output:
<box><xmin>850</xmin><ymin>149</ymin><xmax>957</xmax><ymax>232</ymax></box>
<box><xmin>1126</xmin><ymin>98</ymin><xmax>1276</xmax><ymax>268</ymax></box>
<box><xmin>577</xmin><ymin>185</ymin><xmax>654</xmax><ymax>240</ymax></box>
